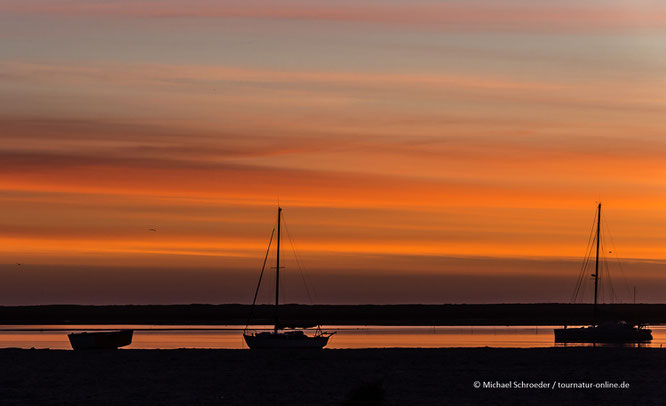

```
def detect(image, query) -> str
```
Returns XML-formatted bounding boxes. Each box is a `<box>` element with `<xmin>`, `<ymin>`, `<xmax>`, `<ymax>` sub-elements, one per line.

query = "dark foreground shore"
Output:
<box><xmin>1</xmin><ymin>347</ymin><xmax>665</xmax><ymax>405</ymax></box>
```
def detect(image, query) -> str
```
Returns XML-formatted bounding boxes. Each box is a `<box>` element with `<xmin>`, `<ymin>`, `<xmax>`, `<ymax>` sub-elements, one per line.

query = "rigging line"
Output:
<box><xmin>572</xmin><ymin>252</ymin><xmax>588</xmax><ymax>303</ymax></box>
<box><xmin>266</xmin><ymin>258</ymin><xmax>276</xmax><ymax>304</ymax></box>
<box><xmin>571</xmin><ymin>235</ymin><xmax>590</xmax><ymax>302</ymax></box>
<box><xmin>602</xmin><ymin>216</ymin><xmax>632</xmax><ymax>300</ymax></box>
<box><xmin>281</xmin><ymin>212</ymin><xmax>315</xmax><ymax>305</ymax></box>
<box><xmin>289</xmin><ymin>225</ymin><xmax>316</xmax><ymax>304</ymax></box>
<box><xmin>577</xmin><ymin>230</ymin><xmax>596</xmax><ymax>297</ymax></box>
<box><xmin>280</xmin><ymin>273</ymin><xmax>286</xmax><ymax>305</ymax></box>
<box><xmin>598</xmin><ymin>247</ymin><xmax>604</xmax><ymax>304</ymax></box>
<box><xmin>571</xmin><ymin>209</ymin><xmax>599</xmax><ymax>303</ymax></box>
<box><xmin>576</xmin><ymin>231</ymin><xmax>596</xmax><ymax>303</ymax></box>
<box><xmin>601</xmin><ymin>236</ymin><xmax>616</xmax><ymax>304</ymax></box>
<box><xmin>598</xmin><ymin>233</ymin><xmax>607</xmax><ymax>304</ymax></box>
<box><xmin>573</xmin><ymin>208</ymin><xmax>598</xmax><ymax>302</ymax></box>
<box><xmin>605</xmin><ymin>243</ymin><xmax>618</xmax><ymax>304</ymax></box>
<box><xmin>600</xmin><ymin>235</ymin><xmax>608</xmax><ymax>302</ymax></box>
<box><xmin>599</xmin><ymin>233</ymin><xmax>608</xmax><ymax>304</ymax></box>
<box><xmin>244</xmin><ymin>228</ymin><xmax>275</xmax><ymax>330</ymax></box>
<box><xmin>584</xmin><ymin>208</ymin><xmax>599</xmax><ymax>296</ymax></box>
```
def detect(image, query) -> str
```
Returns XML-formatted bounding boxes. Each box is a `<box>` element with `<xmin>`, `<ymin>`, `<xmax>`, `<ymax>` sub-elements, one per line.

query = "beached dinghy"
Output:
<box><xmin>68</xmin><ymin>330</ymin><xmax>133</xmax><ymax>350</ymax></box>
<box><xmin>243</xmin><ymin>207</ymin><xmax>334</xmax><ymax>349</ymax></box>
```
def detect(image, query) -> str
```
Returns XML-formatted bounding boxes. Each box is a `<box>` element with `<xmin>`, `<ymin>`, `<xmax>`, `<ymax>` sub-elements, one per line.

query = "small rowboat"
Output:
<box><xmin>68</xmin><ymin>330</ymin><xmax>133</xmax><ymax>350</ymax></box>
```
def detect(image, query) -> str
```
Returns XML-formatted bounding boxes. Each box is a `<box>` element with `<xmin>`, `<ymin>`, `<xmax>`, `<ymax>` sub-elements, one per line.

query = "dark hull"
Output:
<box><xmin>68</xmin><ymin>330</ymin><xmax>133</xmax><ymax>350</ymax></box>
<box><xmin>243</xmin><ymin>333</ymin><xmax>330</xmax><ymax>349</ymax></box>
<box><xmin>554</xmin><ymin>325</ymin><xmax>652</xmax><ymax>343</ymax></box>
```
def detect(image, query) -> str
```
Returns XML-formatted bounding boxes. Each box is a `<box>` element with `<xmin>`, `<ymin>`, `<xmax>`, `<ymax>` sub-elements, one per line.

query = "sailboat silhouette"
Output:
<box><xmin>243</xmin><ymin>207</ymin><xmax>334</xmax><ymax>349</ymax></box>
<box><xmin>554</xmin><ymin>203</ymin><xmax>652</xmax><ymax>343</ymax></box>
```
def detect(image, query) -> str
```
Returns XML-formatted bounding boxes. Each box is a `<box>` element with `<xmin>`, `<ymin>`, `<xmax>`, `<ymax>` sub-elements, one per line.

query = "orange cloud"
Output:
<box><xmin>3</xmin><ymin>1</ymin><xmax>666</xmax><ymax>304</ymax></box>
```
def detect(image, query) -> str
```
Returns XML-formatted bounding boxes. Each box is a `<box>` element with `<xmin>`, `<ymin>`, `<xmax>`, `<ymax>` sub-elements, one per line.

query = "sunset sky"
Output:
<box><xmin>1</xmin><ymin>0</ymin><xmax>666</xmax><ymax>304</ymax></box>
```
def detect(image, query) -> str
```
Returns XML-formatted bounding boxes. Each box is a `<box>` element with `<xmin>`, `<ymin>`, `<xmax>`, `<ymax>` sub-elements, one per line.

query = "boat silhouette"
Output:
<box><xmin>554</xmin><ymin>203</ymin><xmax>652</xmax><ymax>343</ymax></box>
<box><xmin>68</xmin><ymin>330</ymin><xmax>133</xmax><ymax>350</ymax></box>
<box><xmin>243</xmin><ymin>207</ymin><xmax>334</xmax><ymax>349</ymax></box>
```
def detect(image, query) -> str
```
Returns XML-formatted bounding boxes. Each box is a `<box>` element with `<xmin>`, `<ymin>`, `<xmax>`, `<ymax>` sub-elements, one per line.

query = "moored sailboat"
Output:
<box><xmin>243</xmin><ymin>207</ymin><xmax>334</xmax><ymax>349</ymax></box>
<box><xmin>554</xmin><ymin>203</ymin><xmax>652</xmax><ymax>343</ymax></box>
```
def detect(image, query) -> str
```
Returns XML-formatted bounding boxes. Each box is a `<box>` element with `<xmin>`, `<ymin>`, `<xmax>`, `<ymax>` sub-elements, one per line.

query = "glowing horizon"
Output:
<box><xmin>1</xmin><ymin>0</ymin><xmax>666</xmax><ymax>304</ymax></box>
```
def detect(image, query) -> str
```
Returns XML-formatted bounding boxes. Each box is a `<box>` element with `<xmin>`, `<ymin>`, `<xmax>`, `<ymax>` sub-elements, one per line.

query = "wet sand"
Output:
<box><xmin>1</xmin><ymin>347</ymin><xmax>665</xmax><ymax>405</ymax></box>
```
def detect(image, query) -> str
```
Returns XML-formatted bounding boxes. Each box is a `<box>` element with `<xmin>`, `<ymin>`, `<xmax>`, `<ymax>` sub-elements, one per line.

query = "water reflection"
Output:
<box><xmin>1</xmin><ymin>325</ymin><xmax>665</xmax><ymax>350</ymax></box>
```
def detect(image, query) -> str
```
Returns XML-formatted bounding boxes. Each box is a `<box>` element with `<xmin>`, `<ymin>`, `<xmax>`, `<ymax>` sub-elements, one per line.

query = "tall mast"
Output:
<box><xmin>593</xmin><ymin>203</ymin><xmax>601</xmax><ymax>325</ymax></box>
<box><xmin>274</xmin><ymin>206</ymin><xmax>281</xmax><ymax>334</ymax></box>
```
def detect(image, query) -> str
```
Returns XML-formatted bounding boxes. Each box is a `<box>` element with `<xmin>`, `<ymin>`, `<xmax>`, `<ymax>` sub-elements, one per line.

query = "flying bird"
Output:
<box><xmin>148</xmin><ymin>228</ymin><xmax>157</xmax><ymax>232</ymax></box>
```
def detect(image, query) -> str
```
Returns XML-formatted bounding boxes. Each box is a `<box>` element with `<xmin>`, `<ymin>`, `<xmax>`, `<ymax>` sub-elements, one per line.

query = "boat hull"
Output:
<box><xmin>243</xmin><ymin>332</ymin><xmax>330</xmax><ymax>349</ymax></box>
<box><xmin>554</xmin><ymin>325</ymin><xmax>652</xmax><ymax>343</ymax></box>
<box><xmin>68</xmin><ymin>330</ymin><xmax>134</xmax><ymax>350</ymax></box>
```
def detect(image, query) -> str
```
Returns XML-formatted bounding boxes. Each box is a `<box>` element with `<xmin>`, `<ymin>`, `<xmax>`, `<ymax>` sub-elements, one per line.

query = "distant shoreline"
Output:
<box><xmin>2</xmin><ymin>303</ymin><xmax>665</xmax><ymax>326</ymax></box>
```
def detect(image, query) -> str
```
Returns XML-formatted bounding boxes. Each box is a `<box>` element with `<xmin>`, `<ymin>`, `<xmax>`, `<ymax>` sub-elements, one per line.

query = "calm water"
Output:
<box><xmin>1</xmin><ymin>325</ymin><xmax>665</xmax><ymax>350</ymax></box>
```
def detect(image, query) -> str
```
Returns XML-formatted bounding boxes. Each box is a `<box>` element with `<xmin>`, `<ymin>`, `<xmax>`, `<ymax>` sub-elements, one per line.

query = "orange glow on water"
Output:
<box><xmin>3</xmin><ymin>326</ymin><xmax>666</xmax><ymax>350</ymax></box>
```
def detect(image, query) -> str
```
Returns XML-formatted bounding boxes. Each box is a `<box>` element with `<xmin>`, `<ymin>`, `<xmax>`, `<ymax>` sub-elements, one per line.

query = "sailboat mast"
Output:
<box><xmin>274</xmin><ymin>206</ymin><xmax>281</xmax><ymax>334</ymax></box>
<box><xmin>593</xmin><ymin>203</ymin><xmax>601</xmax><ymax>325</ymax></box>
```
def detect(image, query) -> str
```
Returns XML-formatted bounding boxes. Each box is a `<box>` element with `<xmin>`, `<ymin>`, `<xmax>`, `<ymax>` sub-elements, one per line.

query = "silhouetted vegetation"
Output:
<box><xmin>1</xmin><ymin>304</ymin><xmax>665</xmax><ymax>325</ymax></box>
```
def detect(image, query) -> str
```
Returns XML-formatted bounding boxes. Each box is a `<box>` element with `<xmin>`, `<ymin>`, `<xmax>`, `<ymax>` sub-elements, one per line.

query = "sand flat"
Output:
<box><xmin>1</xmin><ymin>347</ymin><xmax>665</xmax><ymax>405</ymax></box>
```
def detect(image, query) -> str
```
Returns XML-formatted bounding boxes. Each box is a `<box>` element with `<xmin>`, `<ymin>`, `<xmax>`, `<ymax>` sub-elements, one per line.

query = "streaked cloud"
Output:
<box><xmin>2</xmin><ymin>1</ymin><xmax>665</xmax><ymax>32</ymax></box>
<box><xmin>2</xmin><ymin>0</ymin><xmax>665</xmax><ymax>303</ymax></box>
<box><xmin>3</xmin><ymin>61</ymin><xmax>663</xmax><ymax>111</ymax></box>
